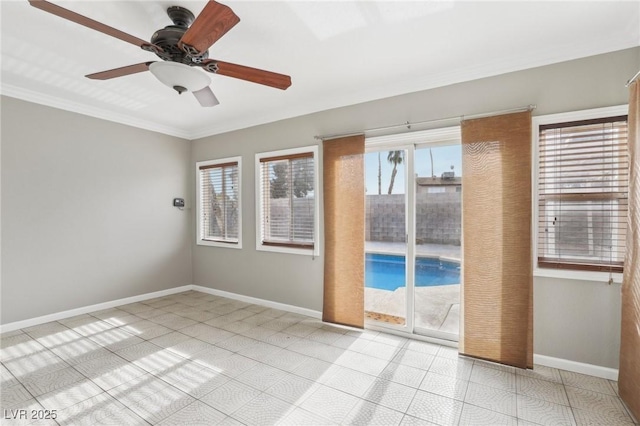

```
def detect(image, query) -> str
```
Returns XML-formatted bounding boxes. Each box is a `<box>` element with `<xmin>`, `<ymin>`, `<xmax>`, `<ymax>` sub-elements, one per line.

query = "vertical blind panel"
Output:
<box><xmin>461</xmin><ymin>111</ymin><xmax>533</xmax><ymax>369</ymax></box>
<box><xmin>260</xmin><ymin>155</ymin><xmax>315</xmax><ymax>246</ymax></box>
<box><xmin>619</xmin><ymin>81</ymin><xmax>640</xmax><ymax>421</ymax></box>
<box><xmin>323</xmin><ymin>135</ymin><xmax>365</xmax><ymax>328</ymax></box>
<box><xmin>199</xmin><ymin>163</ymin><xmax>239</xmax><ymax>242</ymax></box>
<box><xmin>538</xmin><ymin>117</ymin><xmax>628</xmax><ymax>271</ymax></box>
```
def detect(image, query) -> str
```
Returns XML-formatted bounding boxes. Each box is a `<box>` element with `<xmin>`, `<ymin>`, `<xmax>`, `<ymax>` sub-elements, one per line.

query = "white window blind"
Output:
<box><xmin>259</xmin><ymin>152</ymin><xmax>315</xmax><ymax>248</ymax></box>
<box><xmin>199</xmin><ymin>161</ymin><xmax>239</xmax><ymax>244</ymax></box>
<box><xmin>537</xmin><ymin>115</ymin><xmax>628</xmax><ymax>272</ymax></box>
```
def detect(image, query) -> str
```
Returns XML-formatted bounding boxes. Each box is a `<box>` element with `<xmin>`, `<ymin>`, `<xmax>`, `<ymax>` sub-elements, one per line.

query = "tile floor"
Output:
<box><xmin>1</xmin><ymin>290</ymin><xmax>637</xmax><ymax>426</ymax></box>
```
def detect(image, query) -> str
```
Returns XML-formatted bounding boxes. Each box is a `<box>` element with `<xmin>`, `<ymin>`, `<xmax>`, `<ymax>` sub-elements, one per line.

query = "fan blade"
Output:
<box><xmin>193</xmin><ymin>87</ymin><xmax>220</xmax><ymax>107</ymax></box>
<box><xmin>200</xmin><ymin>60</ymin><xmax>291</xmax><ymax>90</ymax></box>
<box><xmin>178</xmin><ymin>1</ymin><xmax>240</xmax><ymax>56</ymax></box>
<box><xmin>28</xmin><ymin>0</ymin><xmax>151</xmax><ymax>48</ymax></box>
<box><xmin>86</xmin><ymin>62</ymin><xmax>154</xmax><ymax>80</ymax></box>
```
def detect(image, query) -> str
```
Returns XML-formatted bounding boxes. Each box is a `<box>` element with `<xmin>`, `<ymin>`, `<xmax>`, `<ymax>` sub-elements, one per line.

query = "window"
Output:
<box><xmin>536</xmin><ymin>111</ymin><xmax>628</xmax><ymax>273</ymax></box>
<box><xmin>256</xmin><ymin>146</ymin><xmax>319</xmax><ymax>255</ymax></box>
<box><xmin>196</xmin><ymin>157</ymin><xmax>241</xmax><ymax>248</ymax></box>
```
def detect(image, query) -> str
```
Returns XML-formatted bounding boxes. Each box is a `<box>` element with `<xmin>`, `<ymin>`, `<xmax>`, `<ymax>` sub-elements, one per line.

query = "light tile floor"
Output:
<box><xmin>1</xmin><ymin>290</ymin><xmax>636</xmax><ymax>426</ymax></box>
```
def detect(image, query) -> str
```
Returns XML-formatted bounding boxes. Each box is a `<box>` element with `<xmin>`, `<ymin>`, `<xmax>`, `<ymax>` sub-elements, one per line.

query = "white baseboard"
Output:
<box><xmin>0</xmin><ymin>284</ymin><xmax>321</xmax><ymax>334</ymax></box>
<box><xmin>534</xmin><ymin>354</ymin><xmax>619</xmax><ymax>381</ymax></box>
<box><xmin>0</xmin><ymin>285</ymin><xmax>193</xmax><ymax>333</ymax></box>
<box><xmin>191</xmin><ymin>285</ymin><xmax>322</xmax><ymax>319</ymax></box>
<box><xmin>0</xmin><ymin>284</ymin><xmax>622</xmax><ymax>383</ymax></box>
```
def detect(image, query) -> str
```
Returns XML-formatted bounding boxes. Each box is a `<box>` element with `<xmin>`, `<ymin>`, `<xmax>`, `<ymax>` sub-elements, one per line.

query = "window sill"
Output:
<box><xmin>197</xmin><ymin>239</ymin><xmax>242</xmax><ymax>250</ymax></box>
<box><xmin>256</xmin><ymin>244</ymin><xmax>318</xmax><ymax>257</ymax></box>
<box><xmin>534</xmin><ymin>267</ymin><xmax>623</xmax><ymax>284</ymax></box>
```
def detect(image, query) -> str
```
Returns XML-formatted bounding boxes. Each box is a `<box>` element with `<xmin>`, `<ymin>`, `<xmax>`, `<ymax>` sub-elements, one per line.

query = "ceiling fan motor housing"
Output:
<box><xmin>150</xmin><ymin>6</ymin><xmax>208</xmax><ymax>65</ymax></box>
<box><xmin>167</xmin><ymin>6</ymin><xmax>194</xmax><ymax>27</ymax></box>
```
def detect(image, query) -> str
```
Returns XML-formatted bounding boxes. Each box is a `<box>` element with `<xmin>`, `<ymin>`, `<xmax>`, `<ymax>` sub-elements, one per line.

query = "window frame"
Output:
<box><xmin>196</xmin><ymin>156</ymin><xmax>242</xmax><ymax>249</ymax></box>
<box><xmin>255</xmin><ymin>145</ymin><xmax>320</xmax><ymax>256</ymax></box>
<box><xmin>532</xmin><ymin>105</ymin><xmax>628</xmax><ymax>283</ymax></box>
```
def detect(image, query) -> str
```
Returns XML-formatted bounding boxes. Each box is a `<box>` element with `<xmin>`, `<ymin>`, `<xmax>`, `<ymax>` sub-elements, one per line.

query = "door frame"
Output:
<box><xmin>364</xmin><ymin>143</ymin><xmax>415</xmax><ymax>335</ymax></box>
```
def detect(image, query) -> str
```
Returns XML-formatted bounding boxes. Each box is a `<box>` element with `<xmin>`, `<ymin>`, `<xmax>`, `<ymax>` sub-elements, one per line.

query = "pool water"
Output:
<box><xmin>365</xmin><ymin>253</ymin><xmax>460</xmax><ymax>291</ymax></box>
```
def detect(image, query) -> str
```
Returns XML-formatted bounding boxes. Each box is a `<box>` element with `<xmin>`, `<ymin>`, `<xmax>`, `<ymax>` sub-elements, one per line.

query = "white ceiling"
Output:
<box><xmin>1</xmin><ymin>1</ymin><xmax>638</xmax><ymax>140</ymax></box>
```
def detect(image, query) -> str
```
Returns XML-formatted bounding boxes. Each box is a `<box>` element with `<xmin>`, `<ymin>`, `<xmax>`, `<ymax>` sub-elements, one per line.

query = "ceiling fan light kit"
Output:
<box><xmin>149</xmin><ymin>62</ymin><xmax>210</xmax><ymax>94</ymax></box>
<box><xmin>27</xmin><ymin>0</ymin><xmax>292</xmax><ymax>108</ymax></box>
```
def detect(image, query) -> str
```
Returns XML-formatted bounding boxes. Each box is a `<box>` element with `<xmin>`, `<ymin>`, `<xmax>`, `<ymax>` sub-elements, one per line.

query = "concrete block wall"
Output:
<box><xmin>366</xmin><ymin>193</ymin><xmax>461</xmax><ymax>245</ymax></box>
<box><xmin>268</xmin><ymin>198</ymin><xmax>315</xmax><ymax>240</ymax></box>
<box><xmin>366</xmin><ymin>194</ymin><xmax>407</xmax><ymax>242</ymax></box>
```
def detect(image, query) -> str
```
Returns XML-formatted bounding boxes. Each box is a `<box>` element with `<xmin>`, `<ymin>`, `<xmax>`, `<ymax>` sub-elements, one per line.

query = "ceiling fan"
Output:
<box><xmin>28</xmin><ymin>0</ymin><xmax>292</xmax><ymax>107</ymax></box>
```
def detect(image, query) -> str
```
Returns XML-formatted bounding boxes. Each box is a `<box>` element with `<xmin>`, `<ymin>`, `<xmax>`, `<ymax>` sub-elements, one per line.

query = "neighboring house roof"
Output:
<box><xmin>416</xmin><ymin>177</ymin><xmax>462</xmax><ymax>186</ymax></box>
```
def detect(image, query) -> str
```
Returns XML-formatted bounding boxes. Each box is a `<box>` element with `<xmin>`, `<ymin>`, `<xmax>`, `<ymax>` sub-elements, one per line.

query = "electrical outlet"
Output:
<box><xmin>173</xmin><ymin>198</ymin><xmax>185</xmax><ymax>207</ymax></box>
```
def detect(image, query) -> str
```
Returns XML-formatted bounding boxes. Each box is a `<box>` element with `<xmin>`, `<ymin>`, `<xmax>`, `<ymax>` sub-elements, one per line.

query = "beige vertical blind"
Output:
<box><xmin>619</xmin><ymin>81</ymin><xmax>640</xmax><ymax>421</ymax></box>
<box><xmin>461</xmin><ymin>110</ymin><xmax>533</xmax><ymax>369</ymax></box>
<box><xmin>259</xmin><ymin>152</ymin><xmax>315</xmax><ymax>248</ymax></box>
<box><xmin>199</xmin><ymin>161</ymin><xmax>239</xmax><ymax>243</ymax></box>
<box><xmin>323</xmin><ymin>135</ymin><xmax>365</xmax><ymax>328</ymax></box>
<box><xmin>538</xmin><ymin>117</ymin><xmax>629</xmax><ymax>272</ymax></box>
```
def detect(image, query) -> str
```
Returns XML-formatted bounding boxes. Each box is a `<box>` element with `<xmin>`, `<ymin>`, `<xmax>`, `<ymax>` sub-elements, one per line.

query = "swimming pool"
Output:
<box><xmin>365</xmin><ymin>253</ymin><xmax>460</xmax><ymax>291</ymax></box>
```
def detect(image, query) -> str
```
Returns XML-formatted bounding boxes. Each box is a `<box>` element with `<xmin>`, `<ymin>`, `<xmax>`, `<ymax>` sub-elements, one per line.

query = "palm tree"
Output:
<box><xmin>387</xmin><ymin>150</ymin><xmax>404</xmax><ymax>194</ymax></box>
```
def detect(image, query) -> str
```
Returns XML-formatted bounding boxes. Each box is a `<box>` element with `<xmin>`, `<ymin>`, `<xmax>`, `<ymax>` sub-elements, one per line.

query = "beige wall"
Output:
<box><xmin>192</xmin><ymin>47</ymin><xmax>639</xmax><ymax>369</ymax></box>
<box><xmin>534</xmin><ymin>277</ymin><xmax>622</xmax><ymax>368</ymax></box>
<box><xmin>191</xmin><ymin>122</ymin><xmax>325</xmax><ymax>311</ymax></box>
<box><xmin>1</xmin><ymin>97</ymin><xmax>193</xmax><ymax>323</ymax></box>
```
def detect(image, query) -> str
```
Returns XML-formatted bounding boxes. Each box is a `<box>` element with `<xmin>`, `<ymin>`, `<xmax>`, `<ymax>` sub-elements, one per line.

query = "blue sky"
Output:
<box><xmin>365</xmin><ymin>145</ymin><xmax>462</xmax><ymax>194</ymax></box>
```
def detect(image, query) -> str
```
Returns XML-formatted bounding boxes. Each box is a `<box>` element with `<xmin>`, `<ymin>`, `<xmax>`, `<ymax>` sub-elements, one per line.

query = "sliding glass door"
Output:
<box><xmin>413</xmin><ymin>144</ymin><xmax>462</xmax><ymax>341</ymax></box>
<box><xmin>364</xmin><ymin>129</ymin><xmax>461</xmax><ymax>342</ymax></box>
<box><xmin>364</xmin><ymin>148</ymin><xmax>411</xmax><ymax>328</ymax></box>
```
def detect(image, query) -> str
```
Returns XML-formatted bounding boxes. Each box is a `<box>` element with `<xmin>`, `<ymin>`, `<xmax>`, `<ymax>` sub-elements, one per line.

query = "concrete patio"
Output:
<box><xmin>365</xmin><ymin>242</ymin><xmax>461</xmax><ymax>335</ymax></box>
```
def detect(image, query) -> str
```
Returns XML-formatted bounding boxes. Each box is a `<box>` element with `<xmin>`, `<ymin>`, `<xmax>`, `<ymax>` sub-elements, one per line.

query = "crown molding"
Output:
<box><xmin>0</xmin><ymin>83</ymin><xmax>192</xmax><ymax>140</ymax></box>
